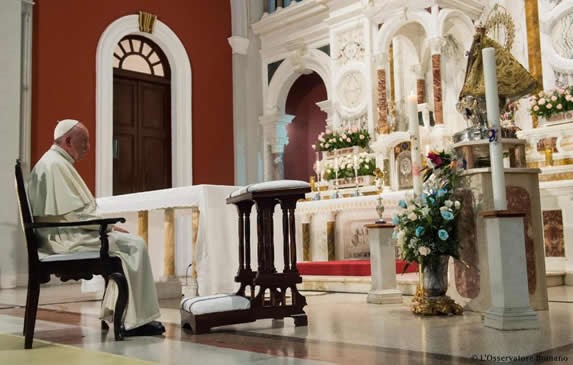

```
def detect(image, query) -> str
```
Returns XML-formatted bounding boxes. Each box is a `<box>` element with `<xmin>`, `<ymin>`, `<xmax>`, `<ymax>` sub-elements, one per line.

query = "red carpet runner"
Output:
<box><xmin>296</xmin><ymin>260</ymin><xmax>418</xmax><ymax>276</ymax></box>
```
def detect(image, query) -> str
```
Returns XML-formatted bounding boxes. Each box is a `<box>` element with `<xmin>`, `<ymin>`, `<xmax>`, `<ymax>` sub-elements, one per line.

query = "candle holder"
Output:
<box><xmin>310</xmin><ymin>176</ymin><xmax>317</xmax><ymax>192</ymax></box>
<box><xmin>375</xmin><ymin>195</ymin><xmax>385</xmax><ymax>223</ymax></box>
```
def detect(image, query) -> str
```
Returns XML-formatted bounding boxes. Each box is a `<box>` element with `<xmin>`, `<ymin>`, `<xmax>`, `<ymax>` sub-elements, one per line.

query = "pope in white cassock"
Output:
<box><xmin>27</xmin><ymin>119</ymin><xmax>165</xmax><ymax>336</ymax></box>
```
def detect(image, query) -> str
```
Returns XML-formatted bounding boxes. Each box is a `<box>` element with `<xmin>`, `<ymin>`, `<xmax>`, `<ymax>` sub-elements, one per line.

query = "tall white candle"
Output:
<box><xmin>407</xmin><ymin>93</ymin><xmax>423</xmax><ymax>197</ymax></box>
<box><xmin>482</xmin><ymin>47</ymin><xmax>507</xmax><ymax>210</ymax></box>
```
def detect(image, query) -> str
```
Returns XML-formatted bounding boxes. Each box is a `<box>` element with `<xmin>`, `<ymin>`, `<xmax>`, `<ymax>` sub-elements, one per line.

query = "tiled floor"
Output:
<box><xmin>1</xmin><ymin>285</ymin><xmax>572</xmax><ymax>364</ymax></box>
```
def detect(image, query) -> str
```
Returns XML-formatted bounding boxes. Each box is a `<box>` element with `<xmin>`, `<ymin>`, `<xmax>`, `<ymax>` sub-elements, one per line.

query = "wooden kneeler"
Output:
<box><xmin>181</xmin><ymin>181</ymin><xmax>310</xmax><ymax>333</ymax></box>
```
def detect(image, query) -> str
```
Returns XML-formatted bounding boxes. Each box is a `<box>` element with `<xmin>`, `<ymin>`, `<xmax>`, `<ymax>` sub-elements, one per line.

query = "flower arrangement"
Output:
<box><xmin>322</xmin><ymin>153</ymin><xmax>376</xmax><ymax>180</ymax></box>
<box><xmin>392</xmin><ymin>151</ymin><xmax>462</xmax><ymax>267</ymax></box>
<box><xmin>312</xmin><ymin>127</ymin><xmax>371</xmax><ymax>152</ymax></box>
<box><xmin>529</xmin><ymin>86</ymin><xmax>573</xmax><ymax>119</ymax></box>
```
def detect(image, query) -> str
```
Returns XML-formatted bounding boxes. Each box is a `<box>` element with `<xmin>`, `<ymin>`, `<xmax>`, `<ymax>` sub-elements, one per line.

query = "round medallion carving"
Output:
<box><xmin>337</xmin><ymin>70</ymin><xmax>365</xmax><ymax>111</ymax></box>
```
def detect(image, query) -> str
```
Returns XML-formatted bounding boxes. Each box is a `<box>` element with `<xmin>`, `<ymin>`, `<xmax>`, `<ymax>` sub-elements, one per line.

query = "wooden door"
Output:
<box><xmin>113</xmin><ymin>69</ymin><xmax>171</xmax><ymax>195</ymax></box>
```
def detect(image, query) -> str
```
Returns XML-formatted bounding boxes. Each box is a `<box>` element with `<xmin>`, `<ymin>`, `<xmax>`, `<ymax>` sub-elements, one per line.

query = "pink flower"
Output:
<box><xmin>547</xmin><ymin>103</ymin><xmax>553</xmax><ymax>109</ymax></box>
<box><xmin>427</xmin><ymin>152</ymin><xmax>443</xmax><ymax>168</ymax></box>
<box><xmin>533</xmin><ymin>105</ymin><xmax>539</xmax><ymax>111</ymax></box>
<box><xmin>346</xmin><ymin>138</ymin><xmax>351</xmax><ymax>142</ymax></box>
<box><xmin>538</xmin><ymin>98</ymin><xmax>546</xmax><ymax>105</ymax></box>
<box><xmin>557</xmin><ymin>104</ymin><xmax>563</xmax><ymax>110</ymax></box>
<box><xmin>551</xmin><ymin>95</ymin><xmax>558</xmax><ymax>102</ymax></box>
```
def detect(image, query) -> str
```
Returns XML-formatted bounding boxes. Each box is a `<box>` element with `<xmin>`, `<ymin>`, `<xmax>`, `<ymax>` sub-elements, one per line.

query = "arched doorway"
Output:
<box><xmin>112</xmin><ymin>35</ymin><xmax>172</xmax><ymax>194</ymax></box>
<box><xmin>283</xmin><ymin>72</ymin><xmax>327</xmax><ymax>181</ymax></box>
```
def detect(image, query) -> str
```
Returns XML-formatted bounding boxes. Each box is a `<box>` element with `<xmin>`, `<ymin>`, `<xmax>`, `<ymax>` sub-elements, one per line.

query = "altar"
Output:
<box><xmin>296</xmin><ymin>191</ymin><xmax>407</xmax><ymax>262</ymax></box>
<box><xmin>95</xmin><ymin>185</ymin><xmax>284</xmax><ymax>296</ymax></box>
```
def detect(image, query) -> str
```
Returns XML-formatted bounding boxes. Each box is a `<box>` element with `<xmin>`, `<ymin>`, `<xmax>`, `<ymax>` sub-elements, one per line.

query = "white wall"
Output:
<box><xmin>0</xmin><ymin>0</ymin><xmax>26</xmax><ymax>288</ymax></box>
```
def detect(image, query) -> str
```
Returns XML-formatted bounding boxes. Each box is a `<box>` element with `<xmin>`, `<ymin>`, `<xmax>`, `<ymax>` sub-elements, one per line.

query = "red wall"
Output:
<box><xmin>284</xmin><ymin>73</ymin><xmax>327</xmax><ymax>182</ymax></box>
<box><xmin>32</xmin><ymin>0</ymin><xmax>234</xmax><ymax>192</ymax></box>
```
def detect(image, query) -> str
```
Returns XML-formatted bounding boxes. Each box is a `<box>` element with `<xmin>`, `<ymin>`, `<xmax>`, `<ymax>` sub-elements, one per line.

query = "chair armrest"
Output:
<box><xmin>29</xmin><ymin>217</ymin><xmax>126</xmax><ymax>260</ymax></box>
<box><xmin>28</xmin><ymin>217</ymin><xmax>126</xmax><ymax>229</ymax></box>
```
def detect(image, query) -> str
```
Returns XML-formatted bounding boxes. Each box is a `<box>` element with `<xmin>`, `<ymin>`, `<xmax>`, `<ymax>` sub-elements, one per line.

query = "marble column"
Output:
<box><xmin>189</xmin><ymin>207</ymin><xmax>200</xmax><ymax>296</ymax></box>
<box><xmin>259</xmin><ymin>112</ymin><xmax>294</xmax><ymax>181</ymax></box>
<box><xmin>377</xmin><ymin>68</ymin><xmax>389</xmax><ymax>134</ymax></box>
<box><xmin>138</xmin><ymin>210</ymin><xmax>149</xmax><ymax>247</ymax></box>
<box><xmin>559</xmin><ymin>194</ymin><xmax>573</xmax><ymax>284</ymax></box>
<box><xmin>301</xmin><ymin>214</ymin><xmax>311</xmax><ymax>261</ymax></box>
<box><xmin>229</xmin><ymin>0</ymin><xmax>264</xmax><ymax>184</ymax></box>
<box><xmin>163</xmin><ymin>208</ymin><xmax>176</xmax><ymax>279</ymax></box>
<box><xmin>0</xmin><ymin>0</ymin><xmax>27</xmax><ymax>289</ymax></box>
<box><xmin>326</xmin><ymin>211</ymin><xmax>337</xmax><ymax>261</ymax></box>
<box><xmin>429</xmin><ymin>38</ymin><xmax>444</xmax><ymax>125</ymax></box>
<box><xmin>365</xmin><ymin>223</ymin><xmax>402</xmax><ymax>304</ymax></box>
<box><xmin>376</xmin><ymin>52</ymin><xmax>389</xmax><ymax>134</ymax></box>
<box><xmin>389</xmin><ymin>42</ymin><xmax>396</xmax><ymax>104</ymax></box>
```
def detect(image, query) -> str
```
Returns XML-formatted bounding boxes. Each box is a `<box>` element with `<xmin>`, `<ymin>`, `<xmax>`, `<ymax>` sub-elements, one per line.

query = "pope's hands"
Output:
<box><xmin>112</xmin><ymin>225</ymin><xmax>129</xmax><ymax>233</ymax></box>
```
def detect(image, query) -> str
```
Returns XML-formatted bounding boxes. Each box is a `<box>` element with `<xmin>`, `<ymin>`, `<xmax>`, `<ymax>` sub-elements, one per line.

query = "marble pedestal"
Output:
<box><xmin>482</xmin><ymin>212</ymin><xmax>539</xmax><ymax>330</ymax></box>
<box><xmin>448</xmin><ymin>168</ymin><xmax>548</xmax><ymax>312</ymax></box>
<box><xmin>365</xmin><ymin>223</ymin><xmax>402</xmax><ymax>304</ymax></box>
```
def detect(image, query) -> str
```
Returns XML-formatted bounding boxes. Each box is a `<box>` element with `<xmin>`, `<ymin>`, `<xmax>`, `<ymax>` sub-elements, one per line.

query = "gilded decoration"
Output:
<box><xmin>484</xmin><ymin>4</ymin><xmax>516</xmax><ymax>51</ymax></box>
<box><xmin>394</xmin><ymin>142</ymin><xmax>413</xmax><ymax>189</ymax></box>
<box><xmin>411</xmin><ymin>287</ymin><xmax>463</xmax><ymax>315</ymax></box>
<box><xmin>506</xmin><ymin>186</ymin><xmax>536</xmax><ymax>294</ymax></box>
<box><xmin>138</xmin><ymin>11</ymin><xmax>157</xmax><ymax>34</ymax></box>
<box><xmin>543</xmin><ymin>210</ymin><xmax>565</xmax><ymax>257</ymax></box>
<box><xmin>460</xmin><ymin>29</ymin><xmax>537</xmax><ymax>100</ymax></box>
<box><xmin>539</xmin><ymin>172</ymin><xmax>573</xmax><ymax>181</ymax></box>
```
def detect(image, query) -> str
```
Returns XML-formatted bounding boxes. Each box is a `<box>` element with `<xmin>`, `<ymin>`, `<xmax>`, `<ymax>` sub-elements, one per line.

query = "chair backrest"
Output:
<box><xmin>15</xmin><ymin>159</ymin><xmax>39</xmax><ymax>264</ymax></box>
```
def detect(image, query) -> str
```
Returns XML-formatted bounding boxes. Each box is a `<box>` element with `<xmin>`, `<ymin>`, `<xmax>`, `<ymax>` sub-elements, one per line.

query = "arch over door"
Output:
<box><xmin>112</xmin><ymin>35</ymin><xmax>171</xmax><ymax>195</ymax></box>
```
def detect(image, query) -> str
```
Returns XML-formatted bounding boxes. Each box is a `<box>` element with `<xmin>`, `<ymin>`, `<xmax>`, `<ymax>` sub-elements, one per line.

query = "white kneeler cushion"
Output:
<box><xmin>229</xmin><ymin>180</ymin><xmax>310</xmax><ymax>198</ymax></box>
<box><xmin>180</xmin><ymin>294</ymin><xmax>251</xmax><ymax>315</ymax></box>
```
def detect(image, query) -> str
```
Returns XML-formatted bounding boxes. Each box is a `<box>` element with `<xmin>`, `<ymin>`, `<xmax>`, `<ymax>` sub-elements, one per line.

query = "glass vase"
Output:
<box><xmin>422</xmin><ymin>256</ymin><xmax>449</xmax><ymax>297</ymax></box>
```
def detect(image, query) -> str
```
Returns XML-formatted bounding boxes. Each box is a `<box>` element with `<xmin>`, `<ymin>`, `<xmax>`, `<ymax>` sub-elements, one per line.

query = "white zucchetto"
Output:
<box><xmin>54</xmin><ymin>119</ymin><xmax>79</xmax><ymax>140</ymax></box>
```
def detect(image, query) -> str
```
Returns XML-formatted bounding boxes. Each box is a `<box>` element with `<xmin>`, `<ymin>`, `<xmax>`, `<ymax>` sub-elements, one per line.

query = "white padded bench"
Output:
<box><xmin>180</xmin><ymin>294</ymin><xmax>254</xmax><ymax>333</ymax></box>
<box><xmin>180</xmin><ymin>294</ymin><xmax>251</xmax><ymax>315</ymax></box>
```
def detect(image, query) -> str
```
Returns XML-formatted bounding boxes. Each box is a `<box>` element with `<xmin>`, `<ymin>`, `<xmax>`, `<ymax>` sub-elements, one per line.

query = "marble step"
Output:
<box><xmin>299</xmin><ymin>271</ymin><xmax>566</xmax><ymax>295</ymax></box>
<box><xmin>299</xmin><ymin>273</ymin><xmax>419</xmax><ymax>295</ymax></box>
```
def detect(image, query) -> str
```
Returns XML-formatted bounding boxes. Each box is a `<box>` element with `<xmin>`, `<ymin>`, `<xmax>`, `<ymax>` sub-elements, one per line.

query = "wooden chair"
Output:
<box><xmin>14</xmin><ymin>160</ymin><xmax>129</xmax><ymax>349</ymax></box>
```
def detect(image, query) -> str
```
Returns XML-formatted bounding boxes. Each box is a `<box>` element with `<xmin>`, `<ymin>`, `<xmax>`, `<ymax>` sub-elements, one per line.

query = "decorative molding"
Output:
<box><xmin>259</xmin><ymin>113</ymin><xmax>295</xmax><ymax>154</ymax></box>
<box><xmin>265</xmin><ymin>48</ymin><xmax>331</xmax><ymax>115</ymax></box>
<box><xmin>428</xmin><ymin>37</ymin><xmax>445</xmax><ymax>55</ymax></box>
<box><xmin>253</xmin><ymin>0</ymin><xmax>327</xmax><ymax>36</ymax></box>
<box><xmin>95</xmin><ymin>15</ymin><xmax>192</xmax><ymax>197</ymax></box>
<box><xmin>374</xmin><ymin>52</ymin><xmax>387</xmax><ymax>69</ymax></box>
<box><xmin>138</xmin><ymin>11</ymin><xmax>157</xmax><ymax>33</ymax></box>
<box><xmin>437</xmin><ymin>0</ymin><xmax>484</xmax><ymax>20</ymax></box>
<box><xmin>227</xmin><ymin>35</ymin><xmax>250</xmax><ymax>55</ymax></box>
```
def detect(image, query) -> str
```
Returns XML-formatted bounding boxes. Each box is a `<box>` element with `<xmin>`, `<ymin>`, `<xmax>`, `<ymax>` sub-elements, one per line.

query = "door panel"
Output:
<box><xmin>113</xmin><ymin>134</ymin><xmax>136</xmax><ymax>195</ymax></box>
<box><xmin>113</xmin><ymin>71</ymin><xmax>171</xmax><ymax>195</ymax></box>
<box><xmin>141</xmin><ymin>136</ymin><xmax>169</xmax><ymax>191</ymax></box>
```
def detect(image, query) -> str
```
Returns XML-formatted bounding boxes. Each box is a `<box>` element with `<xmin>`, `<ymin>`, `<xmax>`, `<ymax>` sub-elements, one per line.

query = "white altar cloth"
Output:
<box><xmin>94</xmin><ymin>185</ymin><xmax>284</xmax><ymax>296</ymax></box>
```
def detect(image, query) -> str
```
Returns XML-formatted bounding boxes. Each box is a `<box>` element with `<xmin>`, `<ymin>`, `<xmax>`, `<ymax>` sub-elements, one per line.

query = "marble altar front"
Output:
<box><xmin>296</xmin><ymin>191</ymin><xmax>407</xmax><ymax>262</ymax></box>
